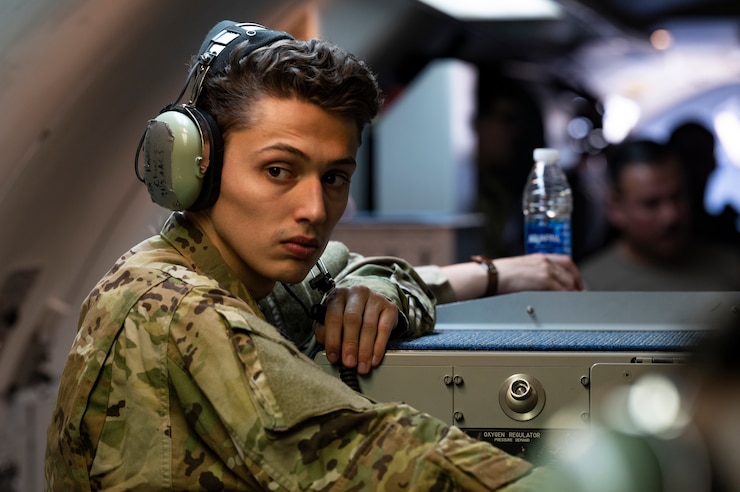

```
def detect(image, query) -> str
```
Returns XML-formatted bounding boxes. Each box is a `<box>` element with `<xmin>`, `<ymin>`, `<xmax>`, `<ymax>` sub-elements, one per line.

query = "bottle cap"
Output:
<box><xmin>533</xmin><ymin>148</ymin><xmax>559</xmax><ymax>163</ymax></box>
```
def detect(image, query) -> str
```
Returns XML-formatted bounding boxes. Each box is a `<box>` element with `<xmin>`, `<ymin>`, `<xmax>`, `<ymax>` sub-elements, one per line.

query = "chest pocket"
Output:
<box><xmin>215</xmin><ymin>307</ymin><xmax>374</xmax><ymax>432</ymax></box>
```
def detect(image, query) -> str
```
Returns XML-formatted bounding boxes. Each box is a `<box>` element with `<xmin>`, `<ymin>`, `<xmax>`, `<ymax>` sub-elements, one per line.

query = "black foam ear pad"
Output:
<box><xmin>138</xmin><ymin>21</ymin><xmax>293</xmax><ymax>211</ymax></box>
<box><xmin>185</xmin><ymin>107</ymin><xmax>223</xmax><ymax>211</ymax></box>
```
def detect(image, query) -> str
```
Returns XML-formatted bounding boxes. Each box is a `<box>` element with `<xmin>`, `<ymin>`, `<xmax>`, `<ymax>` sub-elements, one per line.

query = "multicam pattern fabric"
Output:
<box><xmin>259</xmin><ymin>241</ymin><xmax>442</xmax><ymax>355</ymax></box>
<box><xmin>45</xmin><ymin>212</ymin><xmax>535</xmax><ymax>491</ymax></box>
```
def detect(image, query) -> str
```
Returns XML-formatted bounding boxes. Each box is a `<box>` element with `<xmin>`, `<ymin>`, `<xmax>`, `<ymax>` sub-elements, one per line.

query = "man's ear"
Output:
<box><xmin>607</xmin><ymin>190</ymin><xmax>626</xmax><ymax>229</ymax></box>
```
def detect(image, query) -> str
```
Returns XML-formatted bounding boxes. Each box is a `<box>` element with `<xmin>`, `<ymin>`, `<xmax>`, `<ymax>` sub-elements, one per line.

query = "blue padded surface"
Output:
<box><xmin>387</xmin><ymin>329</ymin><xmax>706</xmax><ymax>352</ymax></box>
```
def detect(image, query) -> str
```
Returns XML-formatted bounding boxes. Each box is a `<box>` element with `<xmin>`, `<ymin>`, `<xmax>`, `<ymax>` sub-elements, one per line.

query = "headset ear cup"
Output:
<box><xmin>141</xmin><ymin>105</ymin><xmax>222</xmax><ymax>210</ymax></box>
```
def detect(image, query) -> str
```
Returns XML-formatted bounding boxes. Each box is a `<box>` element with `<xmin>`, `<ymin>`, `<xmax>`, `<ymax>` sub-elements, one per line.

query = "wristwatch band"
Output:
<box><xmin>471</xmin><ymin>255</ymin><xmax>498</xmax><ymax>297</ymax></box>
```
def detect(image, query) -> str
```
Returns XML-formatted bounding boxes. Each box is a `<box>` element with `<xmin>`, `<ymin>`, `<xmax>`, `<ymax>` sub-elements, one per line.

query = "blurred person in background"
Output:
<box><xmin>668</xmin><ymin>120</ymin><xmax>740</xmax><ymax>248</ymax></box>
<box><xmin>561</xmin><ymin>91</ymin><xmax>612</xmax><ymax>263</ymax></box>
<box><xmin>578</xmin><ymin>138</ymin><xmax>740</xmax><ymax>290</ymax></box>
<box><xmin>475</xmin><ymin>67</ymin><xmax>546</xmax><ymax>259</ymax></box>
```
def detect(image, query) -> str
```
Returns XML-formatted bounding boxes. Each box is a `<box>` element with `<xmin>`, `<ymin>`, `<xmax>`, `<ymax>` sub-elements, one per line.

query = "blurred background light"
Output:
<box><xmin>627</xmin><ymin>374</ymin><xmax>688</xmax><ymax>438</ymax></box>
<box><xmin>603</xmin><ymin>95</ymin><xmax>641</xmax><ymax>143</ymax></box>
<box><xmin>714</xmin><ymin>108</ymin><xmax>740</xmax><ymax>169</ymax></box>
<box><xmin>417</xmin><ymin>0</ymin><xmax>562</xmax><ymax>20</ymax></box>
<box><xmin>650</xmin><ymin>29</ymin><xmax>674</xmax><ymax>50</ymax></box>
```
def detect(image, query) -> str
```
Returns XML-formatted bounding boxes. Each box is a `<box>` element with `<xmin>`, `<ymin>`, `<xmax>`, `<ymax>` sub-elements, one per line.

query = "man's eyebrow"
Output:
<box><xmin>259</xmin><ymin>143</ymin><xmax>309</xmax><ymax>159</ymax></box>
<box><xmin>259</xmin><ymin>143</ymin><xmax>357</xmax><ymax>167</ymax></box>
<box><xmin>332</xmin><ymin>157</ymin><xmax>358</xmax><ymax>167</ymax></box>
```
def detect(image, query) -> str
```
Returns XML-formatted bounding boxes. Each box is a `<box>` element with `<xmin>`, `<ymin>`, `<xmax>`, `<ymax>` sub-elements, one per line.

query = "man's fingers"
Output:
<box><xmin>340</xmin><ymin>288</ymin><xmax>370</xmax><ymax>369</ymax></box>
<box><xmin>545</xmin><ymin>254</ymin><xmax>584</xmax><ymax>290</ymax></box>
<box><xmin>320</xmin><ymin>289</ymin><xmax>348</xmax><ymax>364</ymax></box>
<box><xmin>316</xmin><ymin>285</ymin><xmax>399</xmax><ymax>374</ymax></box>
<box><xmin>371</xmin><ymin>306</ymin><xmax>398</xmax><ymax>368</ymax></box>
<box><xmin>355</xmin><ymin>296</ymin><xmax>396</xmax><ymax>374</ymax></box>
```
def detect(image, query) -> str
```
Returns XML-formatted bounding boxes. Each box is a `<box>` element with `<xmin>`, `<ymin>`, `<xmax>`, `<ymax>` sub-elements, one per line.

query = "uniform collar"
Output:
<box><xmin>160</xmin><ymin>212</ymin><xmax>259</xmax><ymax>312</ymax></box>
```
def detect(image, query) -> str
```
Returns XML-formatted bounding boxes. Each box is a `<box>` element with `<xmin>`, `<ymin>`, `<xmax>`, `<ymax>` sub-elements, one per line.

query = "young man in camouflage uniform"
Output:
<box><xmin>45</xmin><ymin>21</ymin><xmax>564</xmax><ymax>491</ymax></box>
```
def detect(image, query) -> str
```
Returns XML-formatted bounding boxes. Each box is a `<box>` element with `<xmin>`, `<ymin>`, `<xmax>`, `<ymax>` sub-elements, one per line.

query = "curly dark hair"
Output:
<box><xmin>197</xmin><ymin>37</ymin><xmax>383</xmax><ymax>141</ymax></box>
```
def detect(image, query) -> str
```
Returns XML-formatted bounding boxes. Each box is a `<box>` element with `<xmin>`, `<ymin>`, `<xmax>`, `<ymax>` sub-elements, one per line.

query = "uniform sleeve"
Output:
<box><xmin>333</xmin><ymin>251</ymin><xmax>437</xmax><ymax>340</ymax></box>
<box><xmin>260</xmin><ymin>241</ymin><xmax>438</xmax><ymax>349</ymax></box>
<box><xmin>172</xmin><ymin>288</ymin><xmax>540</xmax><ymax>491</ymax></box>
<box><xmin>413</xmin><ymin>264</ymin><xmax>457</xmax><ymax>304</ymax></box>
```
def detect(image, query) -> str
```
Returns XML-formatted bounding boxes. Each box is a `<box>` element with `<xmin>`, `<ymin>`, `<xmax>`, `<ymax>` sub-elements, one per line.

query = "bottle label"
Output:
<box><xmin>524</xmin><ymin>221</ymin><xmax>572</xmax><ymax>256</ymax></box>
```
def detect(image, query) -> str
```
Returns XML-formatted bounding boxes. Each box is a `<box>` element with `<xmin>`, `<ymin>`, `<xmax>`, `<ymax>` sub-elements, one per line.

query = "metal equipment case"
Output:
<box><xmin>314</xmin><ymin>291</ymin><xmax>739</xmax><ymax>463</ymax></box>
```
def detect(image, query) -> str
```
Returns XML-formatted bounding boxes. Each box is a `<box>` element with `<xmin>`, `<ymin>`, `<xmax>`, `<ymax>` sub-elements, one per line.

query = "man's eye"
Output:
<box><xmin>324</xmin><ymin>173</ymin><xmax>350</xmax><ymax>187</ymax></box>
<box><xmin>267</xmin><ymin>167</ymin><xmax>288</xmax><ymax>178</ymax></box>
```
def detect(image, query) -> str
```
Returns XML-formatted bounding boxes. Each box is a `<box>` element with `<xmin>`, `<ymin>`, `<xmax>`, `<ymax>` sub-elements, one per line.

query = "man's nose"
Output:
<box><xmin>296</xmin><ymin>178</ymin><xmax>327</xmax><ymax>224</ymax></box>
<box><xmin>659</xmin><ymin>200</ymin><xmax>685</xmax><ymax>226</ymax></box>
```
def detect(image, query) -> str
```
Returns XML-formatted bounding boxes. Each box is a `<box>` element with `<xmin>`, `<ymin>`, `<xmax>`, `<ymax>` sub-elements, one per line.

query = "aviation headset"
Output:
<box><xmin>135</xmin><ymin>21</ymin><xmax>294</xmax><ymax>211</ymax></box>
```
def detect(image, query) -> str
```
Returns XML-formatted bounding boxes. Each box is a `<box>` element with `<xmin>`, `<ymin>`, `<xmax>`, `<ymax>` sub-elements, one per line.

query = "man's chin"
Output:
<box><xmin>279</xmin><ymin>266</ymin><xmax>315</xmax><ymax>285</ymax></box>
<box><xmin>653</xmin><ymin>244</ymin><xmax>687</xmax><ymax>263</ymax></box>
<box><xmin>276</xmin><ymin>250</ymin><xmax>326</xmax><ymax>285</ymax></box>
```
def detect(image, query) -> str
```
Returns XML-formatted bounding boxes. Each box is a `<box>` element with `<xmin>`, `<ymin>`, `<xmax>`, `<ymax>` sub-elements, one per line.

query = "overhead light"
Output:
<box><xmin>417</xmin><ymin>0</ymin><xmax>563</xmax><ymax>21</ymax></box>
<box><xmin>714</xmin><ymin>110</ymin><xmax>740</xmax><ymax>169</ymax></box>
<box><xmin>603</xmin><ymin>94</ymin><xmax>640</xmax><ymax>144</ymax></box>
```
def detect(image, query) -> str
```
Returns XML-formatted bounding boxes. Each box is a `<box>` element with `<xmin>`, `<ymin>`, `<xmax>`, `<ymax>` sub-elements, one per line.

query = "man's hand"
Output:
<box><xmin>314</xmin><ymin>285</ymin><xmax>399</xmax><ymax>375</ymax></box>
<box><xmin>495</xmin><ymin>253</ymin><xmax>584</xmax><ymax>294</ymax></box>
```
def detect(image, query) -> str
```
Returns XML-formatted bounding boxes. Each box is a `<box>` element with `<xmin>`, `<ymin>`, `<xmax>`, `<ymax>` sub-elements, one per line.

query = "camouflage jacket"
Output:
<box><xmin>258</xmin><ymin>237</ymin><xmax>441</xmax><ymax>356</ymax></box>
<box><xmin>45</xmin><ymin>212</ymin><xmax>535</xmax><ymax>491</ymax></box>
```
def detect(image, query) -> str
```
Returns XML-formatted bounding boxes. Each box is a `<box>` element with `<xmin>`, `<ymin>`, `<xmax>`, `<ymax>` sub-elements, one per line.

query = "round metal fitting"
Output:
<box><xmin>499</xmin><ymin>373</ymin><xmax>546</xmax><ymax>422</ymax></box>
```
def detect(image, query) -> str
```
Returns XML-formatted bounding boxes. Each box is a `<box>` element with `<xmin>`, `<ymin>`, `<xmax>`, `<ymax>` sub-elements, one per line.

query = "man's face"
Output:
<box><xmin>475</xmin><ymin>97</ymin><xmax>522</xmax><ymax>170</ymax></box>
<box><xmin>609</xmin><ymin>158</ymin><xmax>692</xmax><ymax>262</ymax></box>
<box><xmin>208</xmin><ymin>96</ymin><xmax>359</xmax><ymax>296</ymax></box>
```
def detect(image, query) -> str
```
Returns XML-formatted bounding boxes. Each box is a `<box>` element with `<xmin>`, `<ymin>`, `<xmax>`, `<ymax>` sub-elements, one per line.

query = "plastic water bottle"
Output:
<box><xmin>522</xmin><ymin>148</ymin><xmax>573</xmax><ymax>255</ymax></box>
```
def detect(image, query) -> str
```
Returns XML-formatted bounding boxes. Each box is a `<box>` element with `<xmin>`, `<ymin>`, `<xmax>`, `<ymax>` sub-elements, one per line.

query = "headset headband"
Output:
<box><xmin>188</xmin><ymin>21</ymin><xmax>294</xmax><ymax>106</ymax></box>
